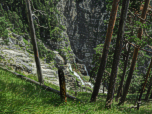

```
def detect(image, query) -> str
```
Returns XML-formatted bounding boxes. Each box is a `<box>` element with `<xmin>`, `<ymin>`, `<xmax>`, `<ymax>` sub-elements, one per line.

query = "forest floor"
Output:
<box><xmin>0</xmin><ymin>67</ymin><xmax>152</xmax><ymax>114</ymax></box>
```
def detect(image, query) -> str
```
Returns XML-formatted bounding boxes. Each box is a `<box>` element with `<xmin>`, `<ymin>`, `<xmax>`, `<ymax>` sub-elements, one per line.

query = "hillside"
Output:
<box><xmin>1</xmin><ymin>66</ymin><xmax>151</xmax><ymax>114</ymax></box>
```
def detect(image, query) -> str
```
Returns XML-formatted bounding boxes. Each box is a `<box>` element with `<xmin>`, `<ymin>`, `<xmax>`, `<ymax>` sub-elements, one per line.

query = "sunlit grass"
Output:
<box><xmin>0</xmin><ymin>67</ymin><xmax>152</xmax><ymax>114</ymax></box>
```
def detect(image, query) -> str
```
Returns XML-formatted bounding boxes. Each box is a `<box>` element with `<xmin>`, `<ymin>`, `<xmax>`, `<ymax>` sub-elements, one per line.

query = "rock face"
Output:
<box><xmin>71</xmin><ymin>63</ymin><xmax>88</xmax><ymax>76</ymax></box>
<box><xmin>56</xmin><ymin>0</ymin><xmax>109</xmax><ymax>75</ymax></box>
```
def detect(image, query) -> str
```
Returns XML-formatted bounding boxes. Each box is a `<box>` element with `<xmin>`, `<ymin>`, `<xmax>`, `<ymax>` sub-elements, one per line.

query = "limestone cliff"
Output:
<box><xmin>56</xmin><ymin>0</ymin><xmax>109</xmax><ymax>74</ymax></box>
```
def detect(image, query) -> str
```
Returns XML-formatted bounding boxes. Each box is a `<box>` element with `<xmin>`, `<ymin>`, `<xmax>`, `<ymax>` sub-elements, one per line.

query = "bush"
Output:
<box><xmin>46</xmin><ymin>52</ymin><xmax>55</xmax><ymax>63</ymax></box>
<box><xmin>0</xmin><ymin>17</ymin><xmax>10</xmax><ymax>45</ymax></box>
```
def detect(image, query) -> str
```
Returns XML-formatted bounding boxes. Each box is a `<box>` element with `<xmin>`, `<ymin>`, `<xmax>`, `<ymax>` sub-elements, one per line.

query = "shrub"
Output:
<box><xmin>0</xmin><ymin>17</ymin><xmax>9</xmax><ymax>44</ymax></box>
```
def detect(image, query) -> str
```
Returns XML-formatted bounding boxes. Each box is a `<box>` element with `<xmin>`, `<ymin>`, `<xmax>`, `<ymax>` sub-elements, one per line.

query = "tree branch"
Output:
<box><xmin>29</xmin><ymin>0</ymin><xmax>48</xmax><ymax>29</ymax></box>
<box><xmin>128</xmin><ymin>9</ymin><xmax>151</xmax><ymax>24</ymax></box>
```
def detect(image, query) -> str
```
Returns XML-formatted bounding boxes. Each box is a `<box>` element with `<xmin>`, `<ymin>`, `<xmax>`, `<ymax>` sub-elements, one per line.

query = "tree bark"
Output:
<box><xmin>115</xmin><ymin>43</ymin><xmax>131</xmax><ymax>102</ymax></box>
<box><xmin>105</xmin><ymin>0</ymin><xmax>130</xmax><ymax>109</ymax></box>
<box><xmin>103</xmin><ymin>73</ymin><xmax>105</xmax><ymax>94</ymax></box>
<box><xmin>90</xmin><ymin>0</ymin><xmax>120</xmax><ymax>102</ymax></box>
<box><xmin>118</xmin><ymin>0</ymin><xmax>150</xmax><ymax>106</ymax></box>
<box><xmin>118</xmin><ymin>47</ymin><xmax>139</xmax><ymax>106</ymax></box>
<box><xmin>137</xmin><ymin>57</ymin><xmax>152</xmax><ymax>109</ymax></box>
<box><xmin>149</xmin><ymin>91</ymin><xmax>152</xmax><ymax>99</ymax></box>
<box><xmin>25</xmin><ymin>0</ymin><xmax>44</xmax><ymax>84</ymax></box>
<box><xmin>103</xmin><ymin>76</ymin><xmax>104</xmax><ymax>94</ymax></box>
<box><xmin>58</xmin><ymin>69</ymin><xmax>67</xmax><ymax>102</ymax></box>
<box><xmin>145</xmin><ymin>81</ymin><xmax>152</xmax><ymax>101</ymax></box>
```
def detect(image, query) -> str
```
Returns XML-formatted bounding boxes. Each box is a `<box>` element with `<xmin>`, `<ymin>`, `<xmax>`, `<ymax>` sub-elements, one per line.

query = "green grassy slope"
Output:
<box><xmin>0</xmin><ymin>67</ymin><xmax>152</xmax><ymax>114</ymax></box>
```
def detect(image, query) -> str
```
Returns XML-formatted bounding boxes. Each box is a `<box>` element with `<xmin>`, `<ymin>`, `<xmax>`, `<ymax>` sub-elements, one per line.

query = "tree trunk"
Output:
<box><xmin>137</xmin><ymin>57</ymin><xmax>152</xmax><ymax>109</ymax></box>
<box><xmin>118</xmin><ymin>48</ymin><xmax>139</xmax><ymax>105</ymax></box>
<box><xmin>25</xmin><ymin>0</ymin><xmax>44</xmax><ymax>84</ymax></box>
<box><xmin>145</xmin><ymin>82</ymin><xmax>152</xmax><ymax>101</ymax></box>
<box><xmin>118</xmin><ymin>0</ymin><xmax>150</xmax><ymax>106</ymax></box>
<box><xmin>90</xmin><ymin>0</ymin><xmax>120</xmax><ymax>102</ymax></box>
<box><xmin>105</xmin><ymin>0</ymin><xmax>130</xmax><ymax>109</ymax></box>
<box><xmin>103</xmin><ymin>73</ymin><xmax>105</xmax><ymax>94</ymax></box>
<box><xmin>103</xmin><ymin>83</ymin><xmax>104</xmax><ymax>94</ymax></box>
<box><xmin>115</xmin><ymin>43</ymin><xmax>131</xmax><ymax>102</ymax></box>
<box><xmin>120</xmin><ymin>86</ymin><xmax>123</xmax><ymax>96</ymax></box>
<box><xmin>58</xmin><ymin>69</ymin><xmax>67</xmax><ymax>102</ymax></box>
<box><xmin>149</xmin><ymin>91</ymin><xmax>152</xmax><ymax>99</ymax></box>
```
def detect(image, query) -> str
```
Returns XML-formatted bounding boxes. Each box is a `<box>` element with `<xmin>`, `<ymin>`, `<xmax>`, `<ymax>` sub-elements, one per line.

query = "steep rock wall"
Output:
<box><xmin>56</xmin><ymin>0</ymin><xmax>109</xmax><ymax>75</ymax></box>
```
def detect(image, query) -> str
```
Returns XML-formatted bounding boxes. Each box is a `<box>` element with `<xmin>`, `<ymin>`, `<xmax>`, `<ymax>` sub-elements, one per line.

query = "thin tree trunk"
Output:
<box><xmin>137</xmin><ymin>57</ymin><xmax>152</xmax><ymax>109</ymax></box>
<box><xmin>149</xmin><ymin>91</ymin><xmax>152</xmax><ymax>99</ymax></box>
<box><xmin>103</xmin><ymin>73</ymin><xmax>105</xmax><ymax>94</ymax></box>
<box><xmin>105</xmin><ymin>0</ymin><xmax>130</xmax><ymax>109</ymax></box>
<box><xmin>115</xmin><ymin>43</ymin><xmax>131</xmax><ymax>102</ymax></box>
<box><xmin>103</xmin><ymin>83</ymin><xmax>104</xmax><ymax>94</ymax></box>
<box><xmin>25</xmin><ymin>0</ymin><xmax>44</xmax><ymax>84</ymax></box>
<box><xmin>118</xmin><ymin>0</ymin><xmax>150</xmax><ymax>106</ymax></box>
<box><xmin>118</xmin><ymin>47</ymin><xmax>139</xmax><ymax>106</ymax></box>
<box><xmin>145</xmin><ymin>81</ymin><xmax>152</xmax><ymax>101</ymax></box>
<box><xmin>120</xmin><ymin>86</ymin><xmax>123</xmax><ymax>96</ymax></box>
<box><xmin>90</xmin><ymin>0</ymin><xmax>120</xmax><ymax>102</ymax></box>
<box><xmin>58</xmin><ymin>69</ymin><xmax>67</xmax><ymax>102</ymax></box>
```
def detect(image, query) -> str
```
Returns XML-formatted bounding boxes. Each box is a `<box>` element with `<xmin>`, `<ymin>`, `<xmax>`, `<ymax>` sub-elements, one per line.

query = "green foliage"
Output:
<box><xmin>23</xmin><ymin>38</ymin><xmax>29</xmax><ymax>45</ymax></box>
<box><xmin>46</xmin><ymin>52</ymin><xmax>55</xmax><ymax>63</ymax></box>
<box><xmin>74</xmin><ymin>62</ymin><xmax>77</xmax><ymax>70</ymax></box>
<box><xmin>81</xmin><ymin>76</ymin><xmax>90</xmax><ymax>82</ymax></box>
<box><xmin>0</xmin><ymin>17</ymin><xmax>9</xmax><ymax>44</ymax></box>
<box><xmin>37</xmin><ymin>41</ymin><xmax>47</xmax><ymax>58</ymax></box>
<box><xmin>0</xmin><ymin>17</ymin><xmax>8</xmax><ymax>37</ymax></box>
<box><xmin>129</xmin><ymin>0</ymin><xmax>143</xmax><ymax>12</ymax></box>
<box><xmin>50</xmin><ymin>27</ymin><xmax>63</xmax><ymax>41</ymax></box>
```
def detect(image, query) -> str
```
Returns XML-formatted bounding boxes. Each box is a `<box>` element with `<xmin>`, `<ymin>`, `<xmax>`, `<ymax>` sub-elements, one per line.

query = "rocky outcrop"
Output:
<box><xmin>71</xmin><ymin>63</ymin><xmax>88</xmax><ymax>76</ymax></box>
<box><xmin>0</xmin><ymin>31</ymin><xmax>107</xmax><ymax>93</ymax></box>
<box><xmin>53</xmin><ymin>51</ymin><xmax>65</xmax><ymax>65</ymax></box>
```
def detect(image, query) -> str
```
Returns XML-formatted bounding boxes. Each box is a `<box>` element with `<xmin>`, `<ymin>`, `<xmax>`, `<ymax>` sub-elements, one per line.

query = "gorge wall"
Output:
<box><xmin>56</xmin><ymin>0</ymin><xmax>109</xmax><ymax>75</ymax></box>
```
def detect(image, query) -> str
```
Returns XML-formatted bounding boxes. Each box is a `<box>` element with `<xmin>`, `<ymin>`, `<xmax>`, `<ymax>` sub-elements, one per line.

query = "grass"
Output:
<box><xmin>23</xmin><ymin>38</ymin><xmax>29</xmax><ymax>45</ymax></box>
<box><xmin>1</xmin><ymin>67</ymin><xmax>152</xmax><ymax>114</ymax></box>
<box><xmin>81</xmin><ymin>75</ymin><xmax>90</xmax><ymax>82</ymax></box>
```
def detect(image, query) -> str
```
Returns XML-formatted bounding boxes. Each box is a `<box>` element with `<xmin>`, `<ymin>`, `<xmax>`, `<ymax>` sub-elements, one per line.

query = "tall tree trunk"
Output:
<box><xmin>90</xmin><ymin>0</ymin><xmax>120</xmax><ymax>102</ymax></box>
<box><xmin>137</xmin><ymin>57</ymin><xmax>152</xmax><ymax>110</ymax></box>
<box><xmin>118</xmin><ymin>0</ymin><xmax>150</xmax><ymax>106</ymax></box>
<box><xmin>115</xmin><ymin>43</ymin><xmax>131</xmax><ymax>102</ymax></box>
<box><xmin>25</xmin><ymin>0</ymin><xmax>44</xmax><ymax>84</ymax></box>
<box><xmin>105</xmin><ymin>0</ymin><xmax>130</xmax><ymax>109</ymax></box>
